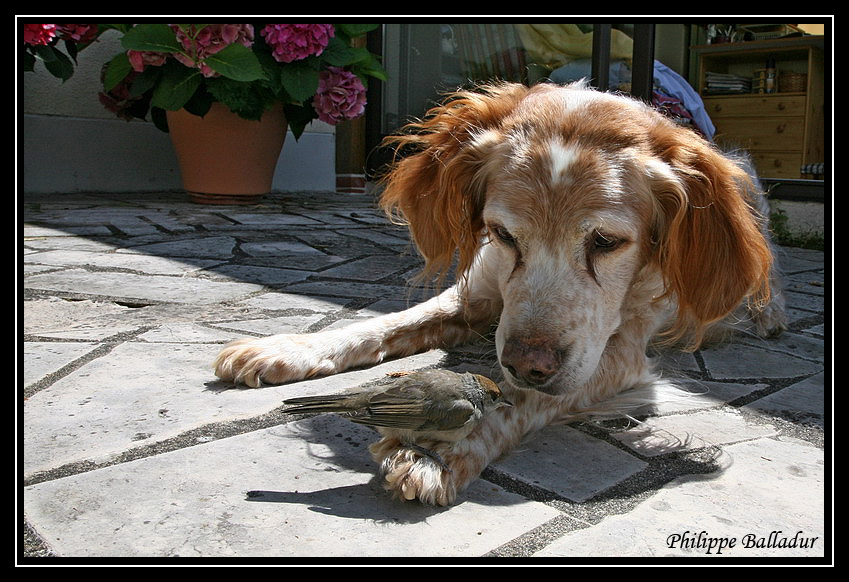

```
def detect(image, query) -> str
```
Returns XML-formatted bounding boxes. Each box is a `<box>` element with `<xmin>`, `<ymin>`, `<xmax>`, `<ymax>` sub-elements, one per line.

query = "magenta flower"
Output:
<box><xmin>171</xmin><ymin>24</ymin><xmax>255</xmax><ymax>77</ymax></box>
<box><xmin>23</xmin><ymin>24</ymin><xmax>58</xmax><ymax>46</ymax></box>
<box><xmin>260</xmin><ymin>24</ymin><xmax>334</xmax><ymax>63</ymax></box>
<box><xmin>127</xmin><ymin>50</ymin><xmax>167</xmax><ymax>72</ymax></box>
<box><xmin>56</xmin><ymin>24</ymin><xmax>98</xmax><ymax>44</ymax></box>
<box><xmin>312</xmin><ymin>67</ymin><xmax>367</xmax><ymax>125</ymax></box>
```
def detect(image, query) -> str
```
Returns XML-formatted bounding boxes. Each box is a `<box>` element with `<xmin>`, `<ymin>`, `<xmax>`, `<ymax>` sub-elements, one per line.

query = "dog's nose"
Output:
<box><xmin>500</xmin><ymin>337</ymin><xmax>565</xmax><ymax>386</ymax></box>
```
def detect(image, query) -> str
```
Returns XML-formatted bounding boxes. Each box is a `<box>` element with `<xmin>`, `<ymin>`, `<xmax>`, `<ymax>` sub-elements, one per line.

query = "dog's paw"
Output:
<box><xmin>213</xmin><ymin>334</ymin><xmax>338</xmax><ymax>387</ymax></box>
<box><xmin>370</xmin><ymin>439</ymin><xmax>458</xmax><ymax>506</ymax></box>
<box><xmin>750</xmin><ymin>294</ymin><xmax>788</xmax><ymax>338</ymax></box>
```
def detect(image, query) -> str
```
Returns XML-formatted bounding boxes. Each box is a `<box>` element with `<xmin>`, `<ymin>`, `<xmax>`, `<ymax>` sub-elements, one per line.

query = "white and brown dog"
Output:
<box><xmin>214</xmin><ymin>81</ymin><xmax>786</xmax><ymax>505</ymax></box>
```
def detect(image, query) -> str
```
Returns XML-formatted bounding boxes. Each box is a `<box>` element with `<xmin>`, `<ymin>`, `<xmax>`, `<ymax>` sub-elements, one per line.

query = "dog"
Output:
<box><xmin>214</xmin><ymin>81</ymin><xmax>786</xmax><ymax>505</ymax></box>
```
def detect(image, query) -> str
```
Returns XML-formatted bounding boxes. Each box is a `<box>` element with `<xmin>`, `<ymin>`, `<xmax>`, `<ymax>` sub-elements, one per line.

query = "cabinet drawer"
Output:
<box><xmin>748</xmin><ymin>151</ymin><xmax>803</xmax><ymax>179</ymax></box>
<box><xmin>713</xmin><ymin>117</ymin><xmax>805</xmax><ymax>150</ymax></box>
<box><xmin>704</xmin><ymin>95</ymin><xmax>807</xmax><ymax>118</ymax></box>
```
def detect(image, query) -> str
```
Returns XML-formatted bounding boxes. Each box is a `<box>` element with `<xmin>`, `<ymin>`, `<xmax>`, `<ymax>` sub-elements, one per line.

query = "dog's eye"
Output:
<box><xmin>490</xmin><ymin>225</ymin><xmax>517</xmax><ymax>247</ymax></box>
<box><xmin>585</xmin><ymin>231</ymin><xmax>624</xmax><ymax>282</ymax></box>
<box><xmin>593</xmin><ymin>231</ymin><xmax>617</xmax><ymax>249</ymax></box>
<box><xmin>592</xmin><ymin>231</ymin><xmax>619</xmax><ymax>251</ymax></box>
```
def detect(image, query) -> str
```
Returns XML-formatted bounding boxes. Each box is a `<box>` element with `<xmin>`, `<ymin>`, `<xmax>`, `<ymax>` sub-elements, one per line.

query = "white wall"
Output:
<box><xmin>21</xmin><ymin>28</ymin><xmax>336</xmax><ymax>193</ymax></box>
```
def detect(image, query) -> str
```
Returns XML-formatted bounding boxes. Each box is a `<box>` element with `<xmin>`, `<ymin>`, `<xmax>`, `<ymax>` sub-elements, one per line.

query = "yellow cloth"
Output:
<box><xmin>515</xmin><ymin>24</ymin><xmax>634</xmax><ymax>68</ymax></box>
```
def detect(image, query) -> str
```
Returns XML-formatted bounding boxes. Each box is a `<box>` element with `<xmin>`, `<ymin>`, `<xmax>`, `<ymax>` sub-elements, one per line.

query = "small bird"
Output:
<box><xmin>282</xmin><ymin>369</ymin><xmax>511</xmax><ymax>467</ymax></box>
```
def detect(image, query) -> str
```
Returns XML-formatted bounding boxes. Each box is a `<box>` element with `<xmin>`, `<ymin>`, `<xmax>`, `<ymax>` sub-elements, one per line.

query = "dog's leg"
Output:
<box><xmin>213</xmin><ymin>284</ymin><xmax>498</xmax><ymax>387</ymax></box>
<box><xmin>370</xmin><ymin>387</ymin><xmax>563</xmax><ymax>505</ymax></box>
<box><xmin>737</xmin><ymin>155</ymin><xmax>788</xmax><ymax>338</ymax></box>
<box><xmin>370</xmin><ymin>308</ymin><xmax>668</xmax><ymax>506</ymax></box>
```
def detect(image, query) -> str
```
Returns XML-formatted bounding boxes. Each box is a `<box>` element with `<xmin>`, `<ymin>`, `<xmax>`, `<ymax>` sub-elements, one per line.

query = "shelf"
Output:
<box><xmin>691</xmin><ymin>36</ymin><xmax>825</xmax><ymax>58</ymax></box>
<box><xmin>692</xmin><ymin>35</ymin><xmax>825</xmax><ymax>180</ymax></box>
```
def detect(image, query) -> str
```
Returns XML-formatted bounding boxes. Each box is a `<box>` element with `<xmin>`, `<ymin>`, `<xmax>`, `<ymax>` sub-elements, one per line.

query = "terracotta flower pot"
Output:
<box><xmin>166</xmin><ymin>102</ymin><xmax>287</xmax><ymax>205</ymax></box>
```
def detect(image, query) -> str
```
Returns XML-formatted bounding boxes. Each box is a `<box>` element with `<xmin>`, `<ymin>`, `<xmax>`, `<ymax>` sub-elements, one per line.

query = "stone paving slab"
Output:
<box><xmin>535</xmin><ymin>436</ymin><xmax>825</xmax><ymax>558</ymax></box>
<box><xmin>26</xmin><ymin>269</ymin><xmax>266</xmax><ymax>305</ymax></box>
<box><xmin>23</xmin><ymin>415</ymin><xmax>562</xmax><ymax>558</ymax></box>
<box><xmin>20</xmin><ymin>192</ymin><xmax>829</xmax><ymax>563</ymax></box>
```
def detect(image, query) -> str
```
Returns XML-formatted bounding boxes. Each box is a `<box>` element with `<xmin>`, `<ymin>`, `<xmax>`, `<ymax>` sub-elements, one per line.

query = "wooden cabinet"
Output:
<box><xmin>692</xmin><ymin>36</ymin><xmax>825</xmax><ymax>179</ymax></box>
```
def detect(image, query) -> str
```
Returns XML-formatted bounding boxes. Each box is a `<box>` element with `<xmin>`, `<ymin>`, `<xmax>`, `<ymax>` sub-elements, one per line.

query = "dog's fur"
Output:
<box><xmin>214</xmin><ymin>81</ymin><xmax>786</xmax><ymax>505</ymax></box>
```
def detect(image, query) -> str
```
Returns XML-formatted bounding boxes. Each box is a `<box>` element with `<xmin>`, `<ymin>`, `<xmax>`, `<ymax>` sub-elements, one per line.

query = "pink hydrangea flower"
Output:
<box><xmin>260</xmin><ymin>24</ymin><xmax>334</xmax><ymax>63</ymax></box>
<box><xmin>127</xmin><ymin>50</ymin><xmax>168</xmax><ymax>72</ymax></box>
<box><xmin>171</xmin><ymin>24</ymin><xmax>255</xmax><ymax>77</ymax></box>
<box><xmin>23</xmin><ymin>24</ymin><xmax>58</xmax><ymax>46</ymax></box>
<box><xmin>56</xmin><ymin>24</ymin><xmax>98</xmax><ymax>44</ymax></box>
<box><xmin>312</xmin><ymin>67</ymin><xmax>367</xmax><ymax>124</ymax></box>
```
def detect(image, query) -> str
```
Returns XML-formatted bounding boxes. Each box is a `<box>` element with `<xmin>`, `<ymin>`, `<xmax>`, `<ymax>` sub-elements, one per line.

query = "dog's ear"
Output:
<box><xmin>379</xmin><ymin>83</ymin><xmax>528</xmax><ymax>283</ymax></box>
<box><xmin>647</xmin><ymin>133</ymin><xmax>773</xmax><ymax>348</ymax></box>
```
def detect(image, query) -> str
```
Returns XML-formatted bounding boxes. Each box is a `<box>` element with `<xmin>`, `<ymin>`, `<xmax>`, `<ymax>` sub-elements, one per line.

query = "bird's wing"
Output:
<box><xmin>353</xmin><ymin>387</ymin><xmax>475</xmax><ymax>431</ymax></box>
<box><xmin>346</xmin><ymin>387</ymin><xmax>429</xmax><ymax>429</ymax></box>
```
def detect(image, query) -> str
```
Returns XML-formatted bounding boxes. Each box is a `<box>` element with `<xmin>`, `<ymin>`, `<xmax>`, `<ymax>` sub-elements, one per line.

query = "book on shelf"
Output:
<box><xmin>703</xmin><ymin>71</ymin><xmax>752</xmax><ymax>94</ymax></box>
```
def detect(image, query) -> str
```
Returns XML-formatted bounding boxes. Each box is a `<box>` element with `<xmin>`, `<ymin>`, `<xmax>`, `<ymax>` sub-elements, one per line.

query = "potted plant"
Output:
<box><xmin>23</xmin><ymin>22</ymin><xmax>386</xmax><ymax>204</ymax></box>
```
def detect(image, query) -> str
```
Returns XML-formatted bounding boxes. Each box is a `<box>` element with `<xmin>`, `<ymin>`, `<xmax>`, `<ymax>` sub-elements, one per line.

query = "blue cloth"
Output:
<box><xmin>653</xmin><ymin>60</ymin><xmax>715</xmax><ymax>141</ymax></box>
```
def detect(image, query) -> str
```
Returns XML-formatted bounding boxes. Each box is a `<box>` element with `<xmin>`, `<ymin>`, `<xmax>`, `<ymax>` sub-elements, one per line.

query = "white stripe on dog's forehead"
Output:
<box><xmin>548</xmin><ymin>140</ymin><xmax>579</xmax><ymax>186</ymax></box>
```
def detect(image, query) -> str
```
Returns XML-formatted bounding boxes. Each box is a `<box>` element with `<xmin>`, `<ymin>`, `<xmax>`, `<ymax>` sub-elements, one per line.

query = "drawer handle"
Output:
<box><xmin>776</xmin><ymin>123</ymin><xmax>787</xmax><ymax>134</ymax></box>
<box><xmin>777</xmin><ymin>102</ymin><xmax>786</xmax><ymax>110</ymax></box>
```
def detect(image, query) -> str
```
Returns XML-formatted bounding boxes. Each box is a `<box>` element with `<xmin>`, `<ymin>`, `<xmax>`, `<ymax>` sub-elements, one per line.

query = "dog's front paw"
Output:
<box><xmin>213</xmin><ymin>334</ymin><xmax>338</xmax><ymax>387</ymax></box>
<box><xmin>369</xmin><ymin>439</ymin><xmax>459</xmax><ymax>506</ymax></box>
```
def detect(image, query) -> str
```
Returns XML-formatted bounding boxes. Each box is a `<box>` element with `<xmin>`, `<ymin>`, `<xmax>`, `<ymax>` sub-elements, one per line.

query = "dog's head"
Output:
<box><xmin>380</xmin><ymin>81</ymin><xmax>772</xmax><ymax>395</ymax></box>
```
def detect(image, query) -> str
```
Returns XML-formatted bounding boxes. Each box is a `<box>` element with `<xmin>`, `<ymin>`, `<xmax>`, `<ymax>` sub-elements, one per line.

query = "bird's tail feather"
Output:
<box><xmin>282</xmin><ymin>394</ymin><xmax>353</xmax><ymax>414</ymax></box>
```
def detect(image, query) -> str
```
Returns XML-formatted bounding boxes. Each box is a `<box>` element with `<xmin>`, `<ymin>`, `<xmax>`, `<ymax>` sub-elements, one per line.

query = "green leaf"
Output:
<box><xmin>32</xmin><ymin>44</ymin><xmax>60</xmax><ymax>63</ymax></box>
<box><xmin>279</xmin><ymin>61</ymin><xmax>320</xmax><ymax>103</ymax></box>
<box><xmin>320</xmin><ymin>39</ymin><xmax>363</xmax><ymax>67</ymax></box>
<box><xmin>205</xmin><ymin>77</ymin><xmax>275</xmax><ymax>120</ymax></box>
<box><xmin>204</xmin><ymin>43</ymin><xmax>266</xmax><ymax>82</ymax></box>
<box><xmin>102</xmin><ymin>53</ymin><xmax>133</xmax><ymax>92</ymax></box>
<box><xmin>172</xmin><ymin>24</ymin><xmax>211</xmax><ymax>35</ymax></box>
<box><xmin>98</xmin><ymin>24</ymin><xmax>134</xmax><ymax>35</ymax></box>
<box><xmin>255</xmin><ymin>50</ymin><xmax>284</xmax><ymax>93</ymax></box>
<box><xmin>336</xmin><ymin>23</ymin><xmax>379</xmax><ymax>38</ymax></box>
<box><xmin>127</xmin><ymin>67</ymin><xmax>160</xmax><ymax>98</ymax></box>
<box><xmin>42</xmin><ymin>48</ymin><xmax>75</xmax><ymax>81</ymax></box>
<box><xmin>64</xmin><ymin>40</ymin><xmax>79</xmax><ymax>62</ymax></box>
<box><xmin>353</xmin><ymin>53</ymin><xmax>388</xmax><ymax>81</ymax></box>
<box><xmin>150</xmin><ymin>106</ymin><xmax>170</xmax><ymax>132</ymax></box>
<box><xmin>150</xmin><ymin>61</ymin><xmax>202</xmax><ymax>111</ymax></box>
<box><xmin>284</xmin><ymin>103</ymin><xmax>318</xmax><ymax>141</ymax></box>
<box><xmin>121</xmin><ymin>23</ymin><xmax>181</xmax><ymax>53</ymax></box>
<box><xmin>320</xmin><ymin>38</ymin><xmax>387</xmax><ymax>82</ymax></box>
<box><xmin>182</xmin><ymin>87</ymin><xmax>214</xmax><ymax>118</ymax></box>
